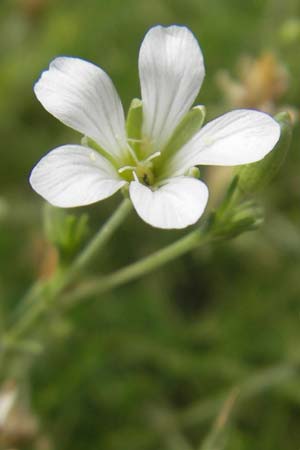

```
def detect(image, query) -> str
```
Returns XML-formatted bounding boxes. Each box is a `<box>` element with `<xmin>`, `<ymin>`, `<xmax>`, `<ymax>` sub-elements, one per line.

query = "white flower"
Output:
<box><xmin>30</xmin><ymin>25</ymin><xmax>280</xmax><ymax>229</ymax></box>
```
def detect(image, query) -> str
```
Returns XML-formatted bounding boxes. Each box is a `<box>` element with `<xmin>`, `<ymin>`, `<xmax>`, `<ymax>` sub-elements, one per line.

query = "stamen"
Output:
<box><xmin>127</xmin><ymin>138</ymin><xmax>143</xmax><ymax>143</ymax></box>
<box><xmin>118</xmin><ymin>165</ymin><xmax>136</xmax><ymax>174</ymax></box>
<box><xmin>144</xmin><ymin>151</ymin><xmax>161</xmax><ymax>163</ymax></box>
<box><xmin>132</xmin><ymin>171</ymin><xmax>139</xmax><ymax>182</ymax></box>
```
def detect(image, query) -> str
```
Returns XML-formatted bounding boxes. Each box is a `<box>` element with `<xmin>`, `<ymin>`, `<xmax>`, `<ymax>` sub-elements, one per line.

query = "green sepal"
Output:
<box><xmin>217</xmin><ymin>175</ymin><xmax>240</xmax><ymax>214</ymax></box>
<box><xmin>235</xmin><ymin>111</ymin><xmax>292</xmax><ymax>194</ymax></box>
<box><xmin>159</xmin><ymin>105</ymin><xmax>206</xmax><ymax>165</ymax></box>
<box><xmin>126</xmin><ymin>98</ymin><xmax>143</xmax><ymax>140</ymax></box>
<box><xmin>126</xmin><ymin>98</ymin><xmax>143</xmax><ymax>158</ymax></box>
<box><xmin>44</xmin><ymin>203</ymin><xmax>89</xmax><ymax>263</ymax></box>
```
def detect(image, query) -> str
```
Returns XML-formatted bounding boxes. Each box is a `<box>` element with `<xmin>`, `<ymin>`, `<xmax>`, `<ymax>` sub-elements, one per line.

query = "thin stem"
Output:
<box><xmin>178</xmin><ymin>362</ymin><xmax>299</xmax><ymax>428</ymax></box>
<box><xmin>2</xmin><ymin>198</ymin><xmax>132</xmax><ymax>348</ymax></box>
<box><xmin>62</xmin><ymin>197</ymin><xmax>132</xmax><ymax>283</ymax></box>
<box><xmin>199</xmin><ymin>389</ymin><xmax>239</xmax><ymax>450</ymax></box>
<box><xmin>63</xmin><ymin>228</ymin><xmax>209</xmax><ymax>307</ymax></box>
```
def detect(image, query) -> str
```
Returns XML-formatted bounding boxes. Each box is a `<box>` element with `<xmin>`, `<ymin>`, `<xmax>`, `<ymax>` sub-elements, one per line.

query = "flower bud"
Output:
<box><xmin>44</xmin><ymin>204</ymin><xmax>89</xmax><ymax>262</ymax></box>
<box><xmin>235</xmin><ymin>111</ymin><xmax>292</xmax><ymax>194</ymax></box>
<box><xmin>212</xmin><ymin>200</ymin><xmax>264</xmax><ymax>240</ymax></box>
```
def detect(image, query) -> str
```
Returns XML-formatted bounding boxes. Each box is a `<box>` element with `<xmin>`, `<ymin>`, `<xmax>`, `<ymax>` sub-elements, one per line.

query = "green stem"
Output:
<box><xmin>63</xmin><ymin>228</ymin><xmax>209</xmax><ymax>307</ymax></box>
<box><xmin>59</xmin><ymin>197</ymin><xmax>132</xmax><ymax>286</ymax></box>
<box><xmin>2</xmin><ymin>198</ymin><xmax>132</xmax><ymax>348</ymax></box>
<box><xmin>178</xmin><ymin>362</ymin><xmax>299</xmax><ymax>428</ymax></box>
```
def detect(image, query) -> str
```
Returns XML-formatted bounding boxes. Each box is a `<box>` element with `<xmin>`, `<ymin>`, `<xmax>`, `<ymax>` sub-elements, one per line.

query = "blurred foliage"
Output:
<box><xmin>0</xmin><ymin>0</ymin><xmax>300</xmax><ymax>449</ymax></box>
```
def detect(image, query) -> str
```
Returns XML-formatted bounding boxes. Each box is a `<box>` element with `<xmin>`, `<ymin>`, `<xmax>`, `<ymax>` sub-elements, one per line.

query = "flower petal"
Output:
<box><xmin>34</xmin><ymin>57</ymin><xmax>127</xmax><ymax>161</ymax></box>
<box><xmin>139</xmin><ymin>25</ymin><xmax>205</xmax><ymax>151</ymax></box>
<box><xmin>129</xmin><ymin>177</ymin><xmax>208</xmax><ymax>229</ymax></box>
<box><xmin>169</xmin><ymin>109</ymin><xmax>281</xmax><ymax>175</ymax></box>
<box><xmin>29</xmin><ymin>145</ymin><xmax>126</xmax><ymax>207</ymax></box>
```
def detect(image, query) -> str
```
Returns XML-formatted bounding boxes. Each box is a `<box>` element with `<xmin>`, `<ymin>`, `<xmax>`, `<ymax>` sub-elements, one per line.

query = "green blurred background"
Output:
<box><xmin>1</xmin><ymin>0</ymin><xmax>300</xmax><ymax>449</ymax></box>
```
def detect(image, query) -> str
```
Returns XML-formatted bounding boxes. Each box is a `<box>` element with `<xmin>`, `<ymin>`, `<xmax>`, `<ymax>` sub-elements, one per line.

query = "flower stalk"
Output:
<box><xmin>2</xmin><ymin>198</ymin><xmax>132</xmax><ymax>353</ymax></box>
<box><xmin>62</xmin><ymin>227</ymin><xmax>210</xmax><ymax>307</ymax></box>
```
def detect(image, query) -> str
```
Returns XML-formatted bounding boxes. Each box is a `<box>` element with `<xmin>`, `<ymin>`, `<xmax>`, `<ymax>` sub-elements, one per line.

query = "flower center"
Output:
<box><xmin>118</xmin><ymin>148</ymin><xmax>161</xmax><ymax>186</ymax></box>
<box><xmin>135</xmin><ymin>165</ymin><xmax>154</xmax><ymax>186</ymax></box>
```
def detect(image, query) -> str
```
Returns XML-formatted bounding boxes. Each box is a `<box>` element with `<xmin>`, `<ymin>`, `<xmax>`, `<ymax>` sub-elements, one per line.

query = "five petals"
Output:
<box><xmin>30</xmin><ymin>25</ymin><xmax>281</xmax><ymax>230</ymax></box>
